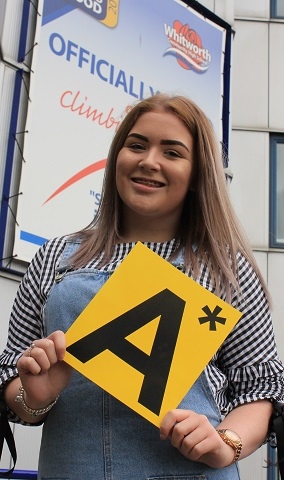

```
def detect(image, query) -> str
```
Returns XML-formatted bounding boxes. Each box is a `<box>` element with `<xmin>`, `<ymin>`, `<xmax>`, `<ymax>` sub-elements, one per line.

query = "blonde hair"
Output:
<box><xmin>70</xmin><ymin>93</ymin><xmax>270</xmax><ymax>303</ymax></box>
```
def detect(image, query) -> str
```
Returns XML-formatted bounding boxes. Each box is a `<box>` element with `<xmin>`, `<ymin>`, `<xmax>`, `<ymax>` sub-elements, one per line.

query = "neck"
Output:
<box><xmin>119</xmin><ymin>217</ymin><xmax>178</xmax><ymax>244</ymax></box>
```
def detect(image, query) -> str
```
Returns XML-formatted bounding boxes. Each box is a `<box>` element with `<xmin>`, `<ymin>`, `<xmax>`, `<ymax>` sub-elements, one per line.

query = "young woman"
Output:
<box><xmin>0</xmin><ymin>94</ymin><xmax>283</xmax><ymax>479</ymax></box>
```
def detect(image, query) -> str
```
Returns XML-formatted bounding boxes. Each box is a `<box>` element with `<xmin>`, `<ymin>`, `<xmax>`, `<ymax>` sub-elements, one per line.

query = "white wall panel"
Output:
<box><xmin>253</xmin><ymin>250</ymin><xmax>268</xmax><ymax>279</ymax></box>
<box><xmin>231</xmin><ymin>20</ymin><xmax>268</xmax><ymax>128</ymax></box>
<box><xmin>235</xmin><ymin>0</ymin><xmax>269</xmax><ymax>19</ymax></box>
<box><xmin>0</xmin><ymin>1</ymin><xmax>7</xmax><ymax>44</ymax></box>
<box><xmin>13</xmin><ymin>424</ymin><xmax>42</xmax><ymax>471</ymax></box>
<box><xmin>198</xmin><ymin>0</ymin><xmax>234</xmax><ymax>25</ymax></box>
<box><xmin>0</xmin><ymin>1</ymin><xmax>25</xmax><ymax>64</ymax></box>
<box><xmin>268</xmin><ymin>253</ymin><xmax>284</xmax><ymax>363</ymax></box>
<box><xmin>199</xmin><ymin>0</ymin><xmax>215</xmax><ymax>13</ymax></box>
<box><xmin>239</xmin><ymin>444</ymin><xmax>269</xmax><ymax>480</ymax></box>
<box><xmin>229</xmin><ymin>130</ymin><xmax>269</xmax><ymax>248</ymax></box>
<box><xmin>0</xmin><ymin>275</ymin><xmax>20</xmax><ymax>352</ymax></box>
<box><xmin>269</xmin><ymin>24</ymin><xmax>284</xmax><ymax>130</ymax></box>
<box><xmin>214</xmin><ymin>0</ymin><xmax>234</xmax><ymax>25</ymax></box>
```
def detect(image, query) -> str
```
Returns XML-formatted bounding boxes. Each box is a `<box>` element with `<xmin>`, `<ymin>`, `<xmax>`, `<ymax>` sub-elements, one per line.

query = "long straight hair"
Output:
<box><xmin>70</xmin><ymin>93</ymin><xmax>270</xmax><ymax>304</ymax></box>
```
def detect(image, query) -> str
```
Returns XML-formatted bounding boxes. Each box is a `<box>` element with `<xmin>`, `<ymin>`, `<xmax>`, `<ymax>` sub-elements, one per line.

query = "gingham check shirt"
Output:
<box><xmin>1</xmin><ymin>236</ymin><xmax>283</xmax><ymax>423</ymax></box>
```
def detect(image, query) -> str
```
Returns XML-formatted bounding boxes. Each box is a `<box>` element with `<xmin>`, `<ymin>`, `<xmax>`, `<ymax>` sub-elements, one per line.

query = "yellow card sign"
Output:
<box><xmin>64</xmin><ymin>242</ymin><xmax>242</xmax><ymax>427</ymax></box>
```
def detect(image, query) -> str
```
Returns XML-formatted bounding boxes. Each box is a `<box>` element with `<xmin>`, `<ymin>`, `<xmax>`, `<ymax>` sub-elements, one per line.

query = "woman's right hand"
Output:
<box><xmin>16</xmin><ymin>330</ymin><xmax>72</xmax><ymax>409</ymax></box>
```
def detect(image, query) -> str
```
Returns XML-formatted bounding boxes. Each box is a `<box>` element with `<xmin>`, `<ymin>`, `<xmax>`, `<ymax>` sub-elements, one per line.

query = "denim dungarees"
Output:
<box><xmin>39</xmin><ymin>240</ymin><xmax>241</xmax><ymax>480</ymax></box>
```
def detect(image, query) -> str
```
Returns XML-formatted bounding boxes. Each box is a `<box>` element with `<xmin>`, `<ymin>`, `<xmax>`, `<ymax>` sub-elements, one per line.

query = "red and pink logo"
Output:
<box><xmin>164</xmin><ymin>20</ymin><xmax>211</xmax><ymax>73</ymax></box>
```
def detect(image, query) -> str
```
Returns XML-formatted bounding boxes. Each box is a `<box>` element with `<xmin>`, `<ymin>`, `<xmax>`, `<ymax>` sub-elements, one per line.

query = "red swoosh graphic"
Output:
<box><xmin>43</xmin><ymin>159</ymin><xmax>107</xmax><ymax>205</ymax></box>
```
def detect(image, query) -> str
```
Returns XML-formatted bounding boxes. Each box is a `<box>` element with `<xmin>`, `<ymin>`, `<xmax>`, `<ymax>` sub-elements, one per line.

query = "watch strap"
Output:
<box><xmin>216</xmin><ymin>428</ymin><xmax>243</xmax><ymax>465</ymax></box>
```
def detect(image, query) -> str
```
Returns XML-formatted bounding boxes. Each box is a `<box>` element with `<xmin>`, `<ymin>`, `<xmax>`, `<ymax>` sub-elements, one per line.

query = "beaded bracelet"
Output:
<box><xmin>15</xmin><ymin>385</ymin><xmax>59</xmax><ymax>417</ymax></box>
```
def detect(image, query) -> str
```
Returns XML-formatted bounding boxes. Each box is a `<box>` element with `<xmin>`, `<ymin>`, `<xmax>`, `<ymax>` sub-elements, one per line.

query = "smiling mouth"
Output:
<box><xmin>132</xmin><ymin>178</ymin><xmax>165</xmax><ymax>187</ymax></box>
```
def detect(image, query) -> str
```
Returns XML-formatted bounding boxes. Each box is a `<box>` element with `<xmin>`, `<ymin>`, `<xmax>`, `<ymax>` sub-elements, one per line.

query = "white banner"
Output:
<box><xmin>13</xmin><ymin>0</ymin><xmax>227</xmax><ymax>262</ymax></box>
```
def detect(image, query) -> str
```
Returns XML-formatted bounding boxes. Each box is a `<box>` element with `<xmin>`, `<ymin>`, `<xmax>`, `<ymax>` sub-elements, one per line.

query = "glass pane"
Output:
<box><xmin>276</xmin><ymin>143</ymin><xmax>284</xmax><ymax>242</ymax></box>
<box><xmin>276</xmin><ymin>0</ymin><xmax>284</xmax><ymax>17</ymax></box>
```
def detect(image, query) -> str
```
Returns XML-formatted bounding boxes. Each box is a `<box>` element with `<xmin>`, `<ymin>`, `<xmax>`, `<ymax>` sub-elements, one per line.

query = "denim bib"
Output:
<box><xmin>38</xmin><ymin>240</ymin><xmax>240</xmax><ymax>480</ymax></box>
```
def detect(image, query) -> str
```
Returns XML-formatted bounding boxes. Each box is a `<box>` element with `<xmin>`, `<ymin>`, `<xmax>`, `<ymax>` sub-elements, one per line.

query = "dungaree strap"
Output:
<box><xmin>0</xmin><ymin>396</ymin><xmax>17</xmax><ymax>477</ymax></box>
<box><xmin>272</xmin><ymin>402</ymin><xmax>284</xmax><ymax>478</ymax></box>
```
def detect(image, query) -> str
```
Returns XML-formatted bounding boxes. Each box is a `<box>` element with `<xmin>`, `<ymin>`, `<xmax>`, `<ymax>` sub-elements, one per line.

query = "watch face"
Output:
<box><xmin>225</xmin><ymin>429</ymin><xmax>241</xmax><ymax>442</ymax></box>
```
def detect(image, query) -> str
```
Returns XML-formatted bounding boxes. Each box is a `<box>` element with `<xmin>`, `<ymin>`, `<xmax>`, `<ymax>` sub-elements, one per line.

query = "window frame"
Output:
<box><xmin>269</xmin><ymin>134</ymin><xmax>284</xmax><ymax>248</ymax></box>
<box><xmin>271</xmin><ymin>0</ymin><xmax>284</xmax><ymax>19</ymax></box>
<box><xmin>0</xmin><ymin>470</ymin><xmax>37</xmax><ymax>479</ymax></box>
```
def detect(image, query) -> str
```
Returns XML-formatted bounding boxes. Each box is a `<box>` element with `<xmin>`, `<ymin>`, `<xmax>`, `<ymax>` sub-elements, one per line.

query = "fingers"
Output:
<box><xmin>17</xmin><ymin>330</ymin><xmax>66</xmax><ymax>375</ymax></box>
<box><xmin>160</xmin><ymin>409</ymin><xmax>194</xmax><ymax>439</ymax></box>
<box><xmin>160</xmin><ymin>409</ymin><xmax>217</xmax><ymax>461</ymax></box>
<box><xmin>47</xmin><ymin>330</ymin><xmax>67</xmax><ymax>361</ymax></box>
<box><xmin>15</xmin><ymin>331</ymin><xmax>72</xmax><ymax>409</ymax></box>
<box><xmin>175</xmin><ymin>415</ymin><xmax>213</xmax><ymax>459</ymax></box>
<box><xmin>27</xmin><ymin>343</ymin><xmax>37</xmax><ymax>357</ymax></box>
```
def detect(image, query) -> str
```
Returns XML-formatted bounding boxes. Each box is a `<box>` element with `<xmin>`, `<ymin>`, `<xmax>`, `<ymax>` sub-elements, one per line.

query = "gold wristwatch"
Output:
<box><xmin>216</xmin><ymin>429</ymin><xmax>243</xmax><ymax>465</ymax></box>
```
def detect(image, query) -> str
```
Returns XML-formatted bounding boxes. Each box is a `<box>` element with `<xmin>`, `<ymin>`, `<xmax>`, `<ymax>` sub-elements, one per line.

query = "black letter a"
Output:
<box><xmin>67</xmin><ymin>289</ymin><xmax>185</xmax><ymax>415</ymax></box>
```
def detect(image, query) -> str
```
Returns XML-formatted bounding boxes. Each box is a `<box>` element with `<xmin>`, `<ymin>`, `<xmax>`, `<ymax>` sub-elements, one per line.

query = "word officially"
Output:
<box><xmin>49</xmin><ymin>32</ymin><xmax>158</xmax><ymax>100</ymax></box>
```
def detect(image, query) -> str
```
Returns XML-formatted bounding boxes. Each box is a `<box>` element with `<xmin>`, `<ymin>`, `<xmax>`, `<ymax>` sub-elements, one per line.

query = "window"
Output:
<box><xmin>271</xmin><ymin>0</ymin><xmax>284</xmax><ymax>18</ymax></box>
<box><xmin>270</xmin><ymin>135</ymin><xmax>284</xmax><ymax>248</ymax></box>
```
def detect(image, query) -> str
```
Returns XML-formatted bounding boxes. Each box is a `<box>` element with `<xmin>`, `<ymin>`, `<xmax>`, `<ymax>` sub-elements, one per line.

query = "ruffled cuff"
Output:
<box><xmin>226</xmin><ymin>357</ymin><xmax>284</xmax><ymax>408</ymax></box>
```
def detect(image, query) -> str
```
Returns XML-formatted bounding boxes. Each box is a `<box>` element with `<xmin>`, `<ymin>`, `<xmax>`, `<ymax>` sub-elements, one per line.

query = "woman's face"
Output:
<box><xmin>116</xmin><ymin>109</ymin><xmax>195</xmax><ymax>231</ymax></box>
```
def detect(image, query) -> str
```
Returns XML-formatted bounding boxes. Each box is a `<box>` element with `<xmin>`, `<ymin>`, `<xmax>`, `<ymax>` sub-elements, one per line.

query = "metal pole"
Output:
<box><xmin>267</xmin><ymin>443</ymin><xmax>278</xmax><ymax>480</ymax></box>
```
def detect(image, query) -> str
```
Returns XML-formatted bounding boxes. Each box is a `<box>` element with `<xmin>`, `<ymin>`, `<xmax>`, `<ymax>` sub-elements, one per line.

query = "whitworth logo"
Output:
<box><xmin>164</xmin><ymin>20</ymin><xmax>211</xmax><ymax>73</ymax></box>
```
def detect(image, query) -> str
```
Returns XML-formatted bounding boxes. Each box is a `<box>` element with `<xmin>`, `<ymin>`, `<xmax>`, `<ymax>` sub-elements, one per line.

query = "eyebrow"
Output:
<box><xmin>126</xmin><ymin>133</ymin><xmax>190</xmax><ymax>152</ymax></box>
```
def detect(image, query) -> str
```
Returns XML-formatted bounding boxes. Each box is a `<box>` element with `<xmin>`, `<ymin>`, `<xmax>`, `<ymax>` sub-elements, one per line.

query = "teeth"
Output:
<box><xmin>135</xmin><ymin>179</ymin><xmax>162</xmax><ymax>187</ymax></box>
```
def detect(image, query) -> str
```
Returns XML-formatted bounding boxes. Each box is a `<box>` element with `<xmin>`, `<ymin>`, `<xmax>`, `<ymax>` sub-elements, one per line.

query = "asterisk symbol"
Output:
<box><xmin>198</xmin><ymin>305</ymin><xmax>226</xmax><ymax>331</ymax></box>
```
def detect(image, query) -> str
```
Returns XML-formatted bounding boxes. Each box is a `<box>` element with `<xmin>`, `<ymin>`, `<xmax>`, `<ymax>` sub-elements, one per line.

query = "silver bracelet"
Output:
<box><xmin>15</xmin><ymin>385</ymin><xmax>59</xmax><ymax>417</ymax></box>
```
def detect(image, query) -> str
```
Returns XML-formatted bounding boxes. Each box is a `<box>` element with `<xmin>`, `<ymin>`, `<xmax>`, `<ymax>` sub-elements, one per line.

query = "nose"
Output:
<box><xmin>138</xmin><ymin>149</ymin><xmax>160</xmax><ymax>172</ymax></box>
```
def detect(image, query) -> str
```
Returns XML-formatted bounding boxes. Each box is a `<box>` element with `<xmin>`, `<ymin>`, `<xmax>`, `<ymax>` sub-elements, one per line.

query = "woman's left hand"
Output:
<box><xmin>160</xmin><ymin>409</ymin><xmax>235</xmax><ymax>468</ymax></box>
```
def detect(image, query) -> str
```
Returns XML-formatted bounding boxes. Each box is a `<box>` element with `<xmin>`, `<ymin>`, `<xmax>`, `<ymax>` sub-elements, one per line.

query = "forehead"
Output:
<box><xmin>129</xmin><ymin>109</ymin><xmax>191</xmax><ymax>139</ymax></box>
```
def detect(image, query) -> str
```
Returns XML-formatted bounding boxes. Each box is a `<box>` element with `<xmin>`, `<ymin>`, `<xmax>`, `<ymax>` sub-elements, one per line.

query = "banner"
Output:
<box><xmin>13</xmin><ymin>0</ymin><xmax>228</xmax><ymax>262</ymax></box>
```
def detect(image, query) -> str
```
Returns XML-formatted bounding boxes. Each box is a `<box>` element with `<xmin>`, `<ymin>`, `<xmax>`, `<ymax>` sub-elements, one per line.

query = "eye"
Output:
<box><xmin>164</xmin><ymin>149</ymin><xmax>183</xmax><ymax>159</ymax></box>
<box><xmin>127</xmin><ymin>142</ymin><xmax>146</xmax><ymax>151</ymax></box>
